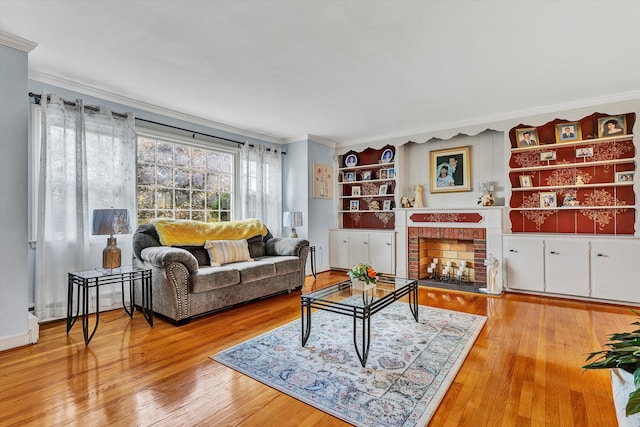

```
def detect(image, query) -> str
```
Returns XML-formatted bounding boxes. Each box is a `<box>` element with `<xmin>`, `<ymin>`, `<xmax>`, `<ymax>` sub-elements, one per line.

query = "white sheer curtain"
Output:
<box><xmin>239</xmin><ymin>144</ymin><xmax>282</xmax><ymax>237</ymax></box>
<box><xmin>34</xmin><ymin>93</ymin><xmax>136</xmax><ymax>321</ymax></box>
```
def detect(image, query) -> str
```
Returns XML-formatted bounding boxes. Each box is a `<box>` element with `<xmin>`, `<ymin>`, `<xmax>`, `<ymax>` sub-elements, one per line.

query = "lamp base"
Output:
<box><xmin>103</xmin><ymin>236</ymin><xmax>121</xmax><ymax>269</ymax></box>
<box><xmin>289</xmin><ymin>227</ymin><xmax>298</xmax><ymax>238</ymax></box>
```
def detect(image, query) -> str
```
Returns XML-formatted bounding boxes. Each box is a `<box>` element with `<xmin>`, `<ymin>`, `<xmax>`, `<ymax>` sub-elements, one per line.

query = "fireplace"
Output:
<box><xmin>395</xmin><ymin>208</ymin><xmax>504</xmax><ymax>292</ymax></box>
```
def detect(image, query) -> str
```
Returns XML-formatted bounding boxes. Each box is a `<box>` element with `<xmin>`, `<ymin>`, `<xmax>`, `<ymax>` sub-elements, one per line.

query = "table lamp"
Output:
<box><xmin>283</xmin><ymin>211</ymin><xmax>303</xmax><ymax>238</ymax></box>
<box><xmin>92</xmin><ymin>209</ymin><xmax>131</xmax><ymax>269</ymax></box>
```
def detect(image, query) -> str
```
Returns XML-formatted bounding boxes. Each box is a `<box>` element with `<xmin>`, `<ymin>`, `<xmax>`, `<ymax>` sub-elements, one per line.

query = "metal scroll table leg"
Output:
<box><xmin>409</xmin><ymin>283</ymin><xmax>419</xmax><ymax>322</ymax></box>
<box><xmin>301</xmin><ymin>298</ymin><xmax>312</xmax><ymax>346</ymax></box>
<box><xmin>82</xmin><ymin>280</ymin><xmax>100</xmax><ymax>346</ymax></box>
<box><xmin>122</xmin><ymin>274</ymin><xmax>134</xmax><ymax>318</ymax></box>
<box><xmin>353</xmin><ymin>309</ymin><xmax>371</xmax><ymax>367</ymax></box>
<box><xmin>141</xmin><ymin>271</ymin><xmax>153</xmax><ymax>326</ymax></box>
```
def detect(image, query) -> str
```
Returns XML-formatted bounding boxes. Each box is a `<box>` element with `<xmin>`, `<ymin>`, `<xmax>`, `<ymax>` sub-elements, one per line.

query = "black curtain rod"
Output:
<box><xmin>29</xmin><ymin>92</ymin><xmax>129</xmax><ymax>119</ymax></box>
<box><xmin>29</xmin><ymin>92</ymin><xmax>285</xmax><ymax>154</ymax></box>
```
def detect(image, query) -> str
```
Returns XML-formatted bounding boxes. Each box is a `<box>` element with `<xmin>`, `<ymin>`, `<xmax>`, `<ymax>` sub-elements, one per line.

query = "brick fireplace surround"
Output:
<box><xmin>395</xmin><ymin>208</ymin><xmax>504</xmax><ymax>292</ymax></box>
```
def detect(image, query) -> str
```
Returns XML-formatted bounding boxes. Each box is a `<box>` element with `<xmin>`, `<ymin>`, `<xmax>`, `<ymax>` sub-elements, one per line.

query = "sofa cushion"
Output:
<box><xmin>177</xmin><ymin>246</ymin><xmax>210</xmax><ymax>266</ymax></box>
<box><xmin>191</xmin><ymin>266</ymin><xmax>240</xmax><ymax>293</ymax></box>
<box><xmin>204</xmin><ymin>239</ymin><xmax>253</xmax><ymax>266</ymax></box>
<box><xmin>133</xmin><ymin>223</ymin><xmax>161</xmax><ymax>261</ymax></box>
<box><xmin>236</xmin><ymin>261</ymin><xmax>277</xmax><ymax>283</ymax></box>
<box><xmin>257</xmin><ymin>256</ymin><xmax>300</xmax><ymax>275</ymax></box>
<box><xmin>247</xmin><ymin>235</ymin><xmax>266</xmax><ymax>258</ymax></box>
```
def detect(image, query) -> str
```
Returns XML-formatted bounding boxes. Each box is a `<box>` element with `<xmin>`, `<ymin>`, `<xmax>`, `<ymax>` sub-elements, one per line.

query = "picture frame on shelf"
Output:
<box><xmin>519</xmin><ymin>175</ymin><xmax>533</xmax><ymax>188</ymax></box>
<box><xmin>540</xmin><ymin>192</ymin><xmax>557</xmax><ymax>208</ymax></box>
<box><xmin>516</xmin><ymin>127</ymin><xmax>539</xmax><ymax>147</ymax></box>
<box><xmin>540</xmin><ymin>151</ymin><xmax>556</xmax><ymax>161</ymax></box>
<box><xmin>430</xmin><ymin>146</ymin><xmax>471</xmax><ymax>193</ymax></box>
<box><xmin>361</xmin><ymin>170</ymin><xmax>372</xmax><ymax>181</ymax></box>
<box><xmin>575</xmin><ymin>147</ymin><xmax>594</xmax><ymax>158</ymax></box>
<box><xmin>598</xmin><ymin>115</ymin><xmax>627</xmax><ymax>138</ymax></box>
<box><xmin>555</xmin><ymin>122</ymin><xmax>581</xmax><ymax>143</ymax></box>
<box><xmin>388</xmin><ymin>168</ymin><xmax>396</xmax><ymax>179</ymax></box>
<box><xmin>351</xmin><ymin>186</ymin><xmax>361</xmax><ymax>196</ymax></box>
<box><xmin>615</xmin><ymin>171</ymin><xmax>634</xmax><ymax>183</ymax></box>
<box><xmin>344</xmin><ymin>153</ymin><xmax>358</xmax><ymax>167</ymax></box>
<box><xmin>344</xmin><ymin>172</ymin><xmax>356</xmax><ymax>182</ymax></box>
<box><xmin>381</xmin><ymin>148</ymin><xmax>394</xmax><ymax>163</ymax></box>
<box><xmin>379</xmin><ymin>184</ymin><xmax>388</xmax><ymax>195</ymax></box>
<box><xmin>383</xmin><ymin>200</ymin><xmax>392</xmax><ymax>211</ymax></box>
<box><xmin>379</xmin><ymin>169</ymin><xmax>388</xmax><ymax>180</ymax></box>
<box><xmin>349</xmin><ymin>200</ymin><xmax>359</xmax><ymax>211</ymax></box>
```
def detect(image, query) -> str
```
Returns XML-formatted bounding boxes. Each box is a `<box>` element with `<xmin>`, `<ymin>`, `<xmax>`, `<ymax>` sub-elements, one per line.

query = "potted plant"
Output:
<box><xmin>347</xmin><ymin>263</ymin><xmax>377</xmax><ymax>291</ymax></box>
<box><xmin>583</xmin><ymin>311</ymin><xmax>640</xmax><ymax>424</ymax></box>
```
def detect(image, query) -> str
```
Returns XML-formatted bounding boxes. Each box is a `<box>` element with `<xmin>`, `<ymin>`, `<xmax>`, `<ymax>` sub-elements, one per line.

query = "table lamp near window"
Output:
<box><xmin>92</xmin><ymin>209</ymin><xmax>131</xmax><ymax>269</ymax></box>
<box><xmin>283</xmin><ymin>211</ymin><xmax>303</xmax><ymax>238</ymax></box>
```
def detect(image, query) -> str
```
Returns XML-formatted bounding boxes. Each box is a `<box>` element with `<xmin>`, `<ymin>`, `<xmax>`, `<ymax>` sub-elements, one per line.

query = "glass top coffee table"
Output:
<box><xmin>300</xmin><ymin>276</ymin><xmax>418</xmax><ymax>367</ymax></box>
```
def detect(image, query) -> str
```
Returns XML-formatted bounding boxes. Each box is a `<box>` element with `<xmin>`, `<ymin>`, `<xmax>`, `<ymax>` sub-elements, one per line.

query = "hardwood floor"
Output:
<box><xmin>0</xmin><ymin>271</ymin><xmax>634</xmax><ymax>426</ymax></box>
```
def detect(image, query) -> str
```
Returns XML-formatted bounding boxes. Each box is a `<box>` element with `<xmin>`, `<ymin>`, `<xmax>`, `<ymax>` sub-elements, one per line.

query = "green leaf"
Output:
<box><xmin>627</xmin><ymin>388</ymin><xmax>640</xmax><ymax>416</ymax></box>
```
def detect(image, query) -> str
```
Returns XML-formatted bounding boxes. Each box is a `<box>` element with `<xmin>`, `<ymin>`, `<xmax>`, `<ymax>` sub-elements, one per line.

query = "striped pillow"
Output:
<box><xmin>204</xmin><ymin>239</ymin><xmax>253</xmax><ymax>267</ymax></box>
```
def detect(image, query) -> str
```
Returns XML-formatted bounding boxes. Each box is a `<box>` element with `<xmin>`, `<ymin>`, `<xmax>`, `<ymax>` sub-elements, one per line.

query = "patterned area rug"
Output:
<box><xmin>212</xmin><ymin>302</ymin><xmax>486</xmax><ymax>426</ymax></box>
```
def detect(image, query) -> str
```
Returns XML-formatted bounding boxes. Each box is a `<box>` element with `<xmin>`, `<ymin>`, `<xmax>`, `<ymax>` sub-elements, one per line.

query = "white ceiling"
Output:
<box><xmin>2</xmin><ymin>0</ymin><xmax>640</xmax><ymax>146</ymax></box>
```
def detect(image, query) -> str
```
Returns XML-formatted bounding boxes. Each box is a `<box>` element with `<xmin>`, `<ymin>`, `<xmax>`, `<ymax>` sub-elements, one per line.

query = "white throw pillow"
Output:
<box><xmin>204</xmin><ymin>239</ymin><xmax>253</xmax><ymax>267</ymax></box>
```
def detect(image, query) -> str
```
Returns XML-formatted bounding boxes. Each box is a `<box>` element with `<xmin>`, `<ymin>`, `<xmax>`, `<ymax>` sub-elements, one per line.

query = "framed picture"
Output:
<box><xmin>598</xmin><ymin>115</ymin><xmax>627</xmax><ymax>138</ymax></box>
<box><xmin>351</xmin><ymin>186</ymin><xmax>361</xmax><ymax>196</ymax></box>
<box><xmin>344</xmin><ymin>172</ymin><xmax>355</xmax><ymax>182</ymax></box>
<box><xmin>540</xmin><ymin>192</ymin><xmax>557</xmax><ymax>208</ymax></box>
<box><xmin>383</xmin><ymin>200</ymin><xmax>392</xmax><ymax>210</ymax></box>
<box><xmin>555</xmin><ymin>122</ymin><xmax>581</xmax><ymax>143</ymax></box>
<box><xmin>361</xmin><ymin>170</ymin><xmax>372</xmax><ymax>181</ymax></box>
<box><xmin>615</xmin><ymin>171</ymin><xmax>634</xmax><ymax>183</ymax></box>
<box><xmin>349</xmin><ymin>200</ymin><xmax>359</xmax><ymax>211</ymax></box>
<box><xmin>575</xmin><ymin>147</ymin><xmax>594</xmax><ymax>158</ymax></box>
<box><xmin>381</xmin><ymin>148</ymin><xmax>394</xmax><ymax>163</ymax></box>
<box><xmin>430</xmin><ymin>146</ymin><xmax>471</xmax><ymax>193</ymax></box>
<box><xmin>515</xmin><ymin>127</ymin><xmax>539</xmax><ymax>147</ymax></box>
<box><xmin>519</xmin><ymin>175</ymin><xmax>533</xmax><ymax>188</ymax></box>
<box><xmin>379</xmin><ymin>169</ymin><xmax>388</xmax><ymax>180</ymax></box>
<box><xmin>379</xmin><ymin>184</ymin><xmax>388</xmax><ymax>195</ymax></box>
<box><xmin>540</xmin><ymin>151</ymin><xmax>556</xmax><ymax>161</ymax></box>
<box><xmin>312</xmin><ymin>163</ymin><xmax>333</xmax><ymax>199</ymax></box>
<box><xmin>388</xmin><ymin>168</ymin><xmax>396</xmax><ymax>179</ymax></box>
<box><xmin>344</xmin><ymin>153</ymin><xmax>358</xmax><ymax>167</ymax></box>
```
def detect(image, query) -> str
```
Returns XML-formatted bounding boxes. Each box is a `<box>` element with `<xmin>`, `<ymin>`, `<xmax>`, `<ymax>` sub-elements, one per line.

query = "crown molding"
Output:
<box><xmin>0</xmin><ymin>31</ymin><xmax>37</xmax><ymax>52</ymax></box>
<box><xmin>285</xmin><ymin>134</ymin><xmax>337</xmax><ymax>148</ymax></box>
<box><xmin>28</xmin><ymin>70</ymin><xmax>284</xmax><ymax>144</ymax></box>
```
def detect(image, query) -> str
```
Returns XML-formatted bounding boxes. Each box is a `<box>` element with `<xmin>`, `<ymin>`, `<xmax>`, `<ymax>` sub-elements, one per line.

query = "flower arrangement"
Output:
<box><xmin>347</xmin><ymin>263</ymin><xmax>378</xmax><ymax>285</ymax></box>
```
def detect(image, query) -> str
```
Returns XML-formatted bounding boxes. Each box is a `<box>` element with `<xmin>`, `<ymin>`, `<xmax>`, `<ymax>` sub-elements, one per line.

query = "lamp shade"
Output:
<box><xmin>283</xmin><ymin>211</ymin><xmax>303</xmax><ymax>227</ymax></box>
<box><xmin>92</xmin><ymin>209</ymin><xmax>131</xmax><ymax>235</ymax></box>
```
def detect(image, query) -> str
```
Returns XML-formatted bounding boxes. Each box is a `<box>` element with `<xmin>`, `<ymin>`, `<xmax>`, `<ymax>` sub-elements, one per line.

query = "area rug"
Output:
<box><xmin>212</xmin><ymin>302</ymin><xmax>486</xmax><ymax>426</ymax></box>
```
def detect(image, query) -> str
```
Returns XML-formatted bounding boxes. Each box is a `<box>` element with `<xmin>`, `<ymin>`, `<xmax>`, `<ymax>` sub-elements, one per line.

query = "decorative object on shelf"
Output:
<box><xmin>380</xmin><ymin>148</ymin><xmax>394</xmax><ymax>163</ymax></box>
<box><xmin>344</xmin><ymin>153</ymin><xmax>358</xmax><ymax>167</ymax></box>
<box><xmin>349</xmin><ymin>200</ymin><xmax>359</xmax><ymax>211</ymax></box>
<box><xmin>383</xmin><ymin>200</ymin><xmax>392</xmax><ymax>211</ymax></box>
<box><xmin>344</xmin><ymin>172</ymin><xmax>355</xmax><ymax>182</ymax></box>
<box><xmin>563</xmin><ymin>194</ymin><xmax>580</xmax><ymax>207</ymax></box>
<box><xmin>414</xmin><ymin>184</ymin><xmax>424</xmax><ymax>207</ymax></box>
<box><xmin>347</xmin><ymin>263</ymin><xmax>378</xmax><ymax>285</ymax></box>
<box><xmin>519</xmin><ymin>175</ymin><xmax>533</xmax><ymax>187</ymax></box>
<box><xmin>515</xmin><ymin>127</ymin><xmax>539</xmax><ymax>147</ymax></box>
<box><xmin>361</xmin><ymin>170</ymin><xmax>372</xmax><ymax>180</ymax></box>
<box><xmin>388</xmin><ymin>168</ymin><xmax>396</xmax><ymax>179</ymax></box>
<box><xmin>368</xmin><ymin>200</ymin><xmax>380</xmax><ymax>211</ymax></box>
<box><xmin>283</xmin><ymin>211</ymin><xmax>303</xmax><ymax>238</ymax></box>
<box><xmin>379</xmin><ymin>169</ymin><xmax>388</xmax><ymax>179</ymax></box>
<box><xmin>378</xmin><ymin>184</ymin><xmax>388</xmax><ymax>195</ymax></box>
<box><xmin>351</xmin><ymin>186</ymin><xmax>361</xmax><ymax>196</ymax></box>
<box><xmin>615</xmin><ymin>171</ymin><xmax>634</xmax><ymax>183</ymax></box>
<box><xmin>555</xmin><ymin>121</ymin><xmax>581</xmax><ymax>143</ymax></box>
<box><xmin>92</xmin><ymin>208</ymin><xmax>131</xmax><ymax>269</ymax></box>
<box><xmin>597</xmin><ymin>115</ymin><xmax>627</xmax><ymax>138</ymax></box>
<box><xmin>575</xmin><ymin>174</ymin><xmax>585</xmax><ymax>185</ymax></box>
<box><xmin>480</xmin><ymin>254</ymin><xmax>500</xmax><ymax>294</ymax></box>
<box><xmin>540</xmin><ymin>192</ymin><xmax>557</xmax><ymax>208</ymax></box>
<box><xmin>583</xmin><ymin>311</ymin><xmax>640</xmax><ymax>419</ymax></box>
<box><xmin>477</xmin><ymin>182</ymin><xmax>494</xmax><ymax>206</ymax></box>
<box><xmin>576</xmin><ymin>147</ymin><xmax>594</xmax><ymax>158</ymax></box>
<box><xmin>401</xmin><ymin>195</ymin><xmax>415</xmax><ymax>208</ymax></box>
<box><xmin>312</xmin><ymin>163</ymin><xmax>333</xmax><ymax>199</ymax></box>
<box><xmin>430</xmin><ymin>146</ymin><xmax>471</xmax><ymax>193</ymax></box>
<box><xmin>540</xmin><ymin>151</ymin><xmax>556</xmax><ymax>161</ymax></box>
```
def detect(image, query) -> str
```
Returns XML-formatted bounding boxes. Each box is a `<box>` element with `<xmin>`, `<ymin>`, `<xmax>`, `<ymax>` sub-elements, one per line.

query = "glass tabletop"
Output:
<box><xmin>302</xmin><ymin>275</ymin><xmax>416</xmax><ymax>307</ymax></box>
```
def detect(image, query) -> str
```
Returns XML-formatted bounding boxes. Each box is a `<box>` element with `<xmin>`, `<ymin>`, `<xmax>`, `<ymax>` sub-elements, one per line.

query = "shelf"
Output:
<box><xmin>338</xmin><ymin>162</ymin><xmax>394</xmax><ymax>172</ymax></box>
<box><xmin>510</xmin><ymin>134</ymin><xmax>634</xmax><ymax>153</ymax></box>
<box><xmin>339</xmin><ymin>210</ymin><xmax>395</xmax><ymax>213</ymax></box>
<box><xmin>340</xmin><ymin>194</ymin><xmax>394</xmax><ymax>199</ymax></box>
<box><xmin>511</xmin><ymin>206</ymin><xmax>634</xmax><ymax>211</ymax></box>
<box><xmin>510</xmin><ymin>158</ymin><xmax>635</xmax><ymax>173</ymax></box>
<box><xmin>338</xmin><ymin>178</ymin><xmax>396</xmax><ymax>185</ymax></box>
<box><xmin>512</xmin><ymin>182</ymin><xmax>634</xmax><ymax>192</ymax></box>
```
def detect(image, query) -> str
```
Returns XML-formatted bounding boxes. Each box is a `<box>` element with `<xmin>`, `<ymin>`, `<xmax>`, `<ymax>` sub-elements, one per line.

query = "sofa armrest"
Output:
<box><xmin>140</xmin><ymin>246</ymin><xmax>199</xmax><ymax>275</ymax></box>
<box><xmin>266</xmin><ymin>238</ymin><xmax>309</xmax><ymax>257</ymax></box>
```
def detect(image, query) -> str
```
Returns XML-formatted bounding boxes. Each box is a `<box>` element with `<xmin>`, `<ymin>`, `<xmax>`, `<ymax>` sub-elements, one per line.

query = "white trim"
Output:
<box><xmin>136</xmin><ymin>126</ymin><xmax>242</xmax><ymax>154</ymax></box>
<box><xmin>0</xmin><ymin>31</ymin><xmax>37</xmax><ymax>52</ymax></box>
<box><xmin>0</xmin><ymin>313</ymin><xmax>39</xmax><ymax>352</ymax></box>
<box><xmin>29</xmin><ymin>70</ymin><xmax>284</xmax><ymax>145</ymax></box>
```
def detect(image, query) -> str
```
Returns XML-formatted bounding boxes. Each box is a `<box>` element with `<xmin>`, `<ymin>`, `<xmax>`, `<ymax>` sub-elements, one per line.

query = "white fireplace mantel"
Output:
<box><xmin>394</xmin><ymin>207</ymin><xmax>506</xmax><ymax>291</ymax></box>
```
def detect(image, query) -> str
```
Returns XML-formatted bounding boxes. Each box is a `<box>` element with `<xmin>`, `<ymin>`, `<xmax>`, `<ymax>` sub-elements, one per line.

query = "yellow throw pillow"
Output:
<box><xmin>204</xmin><ymin>239</ymin><xmax>253</xmax><ymax>267</ymax></box>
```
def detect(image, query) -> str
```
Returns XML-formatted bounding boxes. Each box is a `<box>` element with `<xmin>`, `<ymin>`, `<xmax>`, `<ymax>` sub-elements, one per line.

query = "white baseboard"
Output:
<box><xmin>0</xmin><ymin>313</ymin><xmax>39</xmax><ymax>352</ymax></box>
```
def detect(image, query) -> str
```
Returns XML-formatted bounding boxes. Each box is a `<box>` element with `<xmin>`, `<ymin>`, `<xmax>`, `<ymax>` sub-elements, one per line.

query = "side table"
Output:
<box><xmin>67</xmin><ymin>266</ymin><xmax>153</xmax><ymax>345</ymax></box>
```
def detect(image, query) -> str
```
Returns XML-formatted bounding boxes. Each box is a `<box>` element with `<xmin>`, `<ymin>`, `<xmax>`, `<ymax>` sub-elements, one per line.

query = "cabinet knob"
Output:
<box><xmin>363</xmin><ymin>241</ymin><xmax>368</xmax><ymax>245</ymax></box>
<box><xmin>597</xmin><ymin>253</ymin><xmax>606</xmax><ymax>257</ymax></box>
<box><xmin>386</xmin><ymin>242</ymin><xmax>391</xmax><ymax>246</ymax></box>
<box><xmin>509</xmin><ymin>249</ymin><xmax>518</xmax><ymax>253</ymax></box>
<box><xmin>550</xmin><ymin>251</ymin><xmax>559</xmax><ymax>255</ymax></box>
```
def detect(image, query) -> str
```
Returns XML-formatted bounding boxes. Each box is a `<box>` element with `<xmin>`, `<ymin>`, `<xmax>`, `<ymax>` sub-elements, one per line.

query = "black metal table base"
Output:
<box><xmin>67</xmin><ymin>267</ymin><xmax>152</xmax><ymax>345</ymax></box>
<box><xmin>301</xmin><ymin>279</ymin><xmax>419</xmax><ymax>367</ymax></box>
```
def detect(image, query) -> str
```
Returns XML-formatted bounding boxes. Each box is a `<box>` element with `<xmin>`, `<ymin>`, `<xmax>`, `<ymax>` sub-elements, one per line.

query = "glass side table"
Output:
<box><xmin>67</xmin><ymin>266</ymin><xmax>152</xmax><ymax>345</ymax></box>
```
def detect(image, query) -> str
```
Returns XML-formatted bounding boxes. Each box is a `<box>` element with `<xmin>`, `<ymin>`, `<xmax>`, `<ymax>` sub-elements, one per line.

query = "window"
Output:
<box><xmin>136</xmin><ymin>133</ymin><xmax>235</xmax><ymax>225</ymax></box>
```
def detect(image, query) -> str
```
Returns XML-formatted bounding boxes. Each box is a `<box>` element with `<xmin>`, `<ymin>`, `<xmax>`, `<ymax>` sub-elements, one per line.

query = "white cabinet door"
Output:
<box><xmin>368</xmin><ymin>232</ymin><xmax>395</xmax><ymax>275</ymax></box>
<box><xmin>591</xmin><ymin>240</ymin><xmax>640</xmax><ymax>303</ymax></box>
<box><xmin>329</xmin><ymin>230</ymin><xmax>350</xmax><ymax>269</ymax></box>
<box><xmin>348</xmin><ymin>232</ymin><xmax>370</xmax><ymax>267</ymax></box>
<box><xmin>503</xmin><ymin>236</ymin><xmax>544</xmax><ymax>292</ymax></box>
<box><xmin>545</xmin><ymin>238</ymin><xmax>590</xmax><ymax>297</ymax></box>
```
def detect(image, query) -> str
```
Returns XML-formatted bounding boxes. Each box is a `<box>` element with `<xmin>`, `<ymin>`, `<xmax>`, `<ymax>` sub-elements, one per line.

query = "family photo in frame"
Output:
<box><xmin>516</xmin><ymin>127</ymin><xmax>538</xmax><ymax>147</ymax></box>
<box><xmin>555</xmin><ymin>122</ymin><xmax>581</xmax><ymax>143</ymax></box>
<box><xmin>598</xmin><ymin>115</ymin><xmax>627</xmax><ymax>138</ymax></box>
<box><xmin>430</xmin><ymin>146</ymin><xmax>471</xmax><ymax>193</ymax></box>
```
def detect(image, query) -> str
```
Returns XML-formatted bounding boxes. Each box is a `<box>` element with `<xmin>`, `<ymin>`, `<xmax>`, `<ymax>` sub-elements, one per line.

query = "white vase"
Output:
<box><xmin>351</xmin><ymin>279</ymin><xmax>376</xmax><ymax>292</ymax></box>
<box><xmin>611</xmin><ymin>368</ymin><xmax>640</xmax><ymax>427</ymax></box>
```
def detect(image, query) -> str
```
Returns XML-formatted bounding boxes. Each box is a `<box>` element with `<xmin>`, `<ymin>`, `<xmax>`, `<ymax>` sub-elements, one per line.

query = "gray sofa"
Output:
<box><xmin>132</xmin><ymin>223</ymin><xmax>310</xmax><ymax>325</ymax></box>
